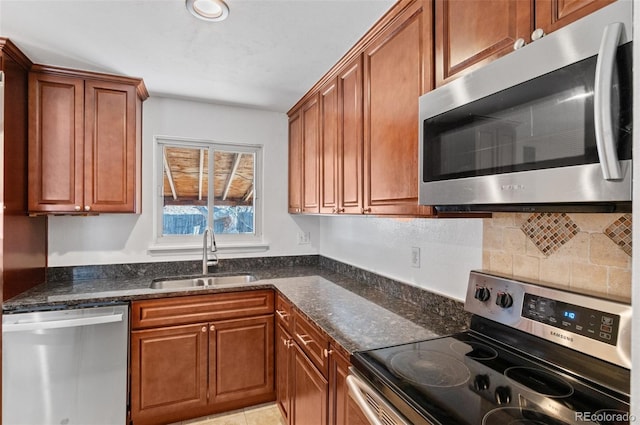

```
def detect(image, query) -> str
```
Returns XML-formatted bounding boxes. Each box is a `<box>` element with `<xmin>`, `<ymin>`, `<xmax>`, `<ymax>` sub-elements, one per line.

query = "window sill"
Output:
<box><xmin>148</xmin><ymin>242</ymin><xmax>270</xmax><ymax>256</ymax></box>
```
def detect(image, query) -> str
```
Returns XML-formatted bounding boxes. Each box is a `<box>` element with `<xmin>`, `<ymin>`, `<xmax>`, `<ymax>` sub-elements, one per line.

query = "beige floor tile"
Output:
<box><xmin>244</xmin><ymin>404</ymin><xmax>285</xmax><ymax>425</ymax></box>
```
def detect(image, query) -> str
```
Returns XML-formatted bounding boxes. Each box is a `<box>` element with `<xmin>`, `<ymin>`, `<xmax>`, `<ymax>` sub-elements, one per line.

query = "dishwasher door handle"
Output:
<box><xmin>3</xmin><ymin>313</ymin><xmax>124</xmax><ymax>333</ymax></box>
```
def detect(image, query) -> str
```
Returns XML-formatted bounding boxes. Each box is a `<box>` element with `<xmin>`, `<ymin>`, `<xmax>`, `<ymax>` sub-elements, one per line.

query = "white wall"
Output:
<box><xmin>47</xmin><ymin>96</ymin><xmax>320</xmax><ymax>266</ymax></box>
<box><xmin>319</xmin><ymin>215</ymin><xmax>483</xmax><ymax>301</ymax></box>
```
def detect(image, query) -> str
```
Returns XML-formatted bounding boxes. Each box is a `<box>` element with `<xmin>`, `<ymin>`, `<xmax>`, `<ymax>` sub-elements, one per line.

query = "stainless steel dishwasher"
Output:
<box><xmin>3</xmin><ymin>304</ymin><xmax>129</xmax><ymax>425</ymax></box>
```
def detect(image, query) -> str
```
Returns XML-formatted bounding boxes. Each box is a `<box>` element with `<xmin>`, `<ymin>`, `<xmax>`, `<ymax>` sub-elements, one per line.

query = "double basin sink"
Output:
<box><xmin>149</xmin><ymin>273</ymin><xmax>257</xmax><ymax>290</ymax></box>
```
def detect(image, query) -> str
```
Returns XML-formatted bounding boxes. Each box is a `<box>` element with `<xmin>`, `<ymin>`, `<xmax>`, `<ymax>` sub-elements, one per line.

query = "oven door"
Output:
<box><xmin>346</xmin><ymin>372</ymin><xmax>414</xmax><ymax>425</ymax></box>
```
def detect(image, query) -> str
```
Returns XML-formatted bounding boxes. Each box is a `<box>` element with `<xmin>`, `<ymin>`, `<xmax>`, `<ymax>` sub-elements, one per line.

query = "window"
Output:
<box><xmin>154</xmin><ymin>137</ymin><xmax>262</xmax><ymax>249</ymax></box>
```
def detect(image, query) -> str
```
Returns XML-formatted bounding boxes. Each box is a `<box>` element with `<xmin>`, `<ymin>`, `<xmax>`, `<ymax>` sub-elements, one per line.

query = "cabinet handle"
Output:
<box><xmin>337</xmin><ymin>208</ymin><xmax>345</xmax><ymax>213</ymax></box>
<box><xmin>74</xmin><ymin>205</ymin><xmax>81</xmax><ymax>211</ymax></box>
<box><xmin>210</xmin><ymin>325</ymin><xmax>215</xmax><ymax>331</ymax></box>
<box><xmin>84</xmin><ymin>205</ymin><xmax>91</xmax><ymax>212</ymax></box>
<box><xmin>323</xmin><ymin>349</ymin><xmax>333</xmax><ymax>358</ymax></box>
<box><xmin>276</xmin><ymin>310</ymin><xmax>288</xmax><ymax>320</ymax></box>
<box><xmin>513</xmin><ymin>38</ymin><xmax>526</xmax><ymax>50</ymax></box>
<box><xmin>362</xmin><ymin>207</ymin><xmax>371</xmax><ymax>214</ymax></box>
<box><xmin>531</xmin><ymin>28</ymin><xmax>545</xmax><ymax>41</ymax></box>
<box><xmin>287</xmin><ymin>340</ymin><xmax>294</xmax><ymax>348</ymax></box>
<box><xmin>201</xmin><ymin>326</ymin><xmax>207</xmax><ymax>332</ymax></box>
<box><xmin>295</xmin><ymin>332</ymin><xmax>313</xmax><ymax>346</ymax></box>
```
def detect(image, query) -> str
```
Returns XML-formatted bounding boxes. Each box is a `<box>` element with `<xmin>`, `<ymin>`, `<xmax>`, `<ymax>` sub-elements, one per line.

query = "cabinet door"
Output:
<box><xmin>276</xmin><ymin>322</ymin><xmax>294</xmax><ymax>423</ymax></box>
<box><xmin>302</xmin><ymin>95</ymin><xmax>320</xmax><ymax>213</ymax></box>
<box><xmin>319</xmin><ymin>78</ymin><xmax>339</xmax><ymax>214</ymax></box>
<box><xmin>535</xmin><ymin>0</ymin><xmax>615</xmax><ymax>35</ymax></box>
<box><xmin>363</xmin><ymin>0</ymin><xmax>433</xmax><ymax>216</ymax></box>
<box><xmin>291</xmin><ymin>344</ymin><xmax>328</xmax><ymax>425</ymax></box>
<box><xmin>435</xmin><ymin>0</ymin><xmax>532</xmax><ymax>86</ymax></box>
<box><xmin>338</xmin><ymin>56</ymin><xmax>363</xmax><ymax>214</ymax></box>
<box><xmin>84</xmin><ymin>79</ymin><xmax>139</xmax><ymax>213</ymax></box>
<box><xmin>288</xmin><ymin>111</ymin><xmax>303</xmax><ymax>214</ymax></box>
<box><xmin>28</xmin><ymin>72</ymin><xmax>84</xmax><ymax>212</ymax></box>
<box><xmin>209</xmin><ymin>315</ymin><xmax>275</xmax><ymax>411</ymax></box>
<box><xmin>130</xmin><ymin>323</ymin><xmax>208</xmax><ymax>425</ymax></box>
<box><xmin>328</xmin><ymin>346</ymin><xmax>350</xmax><ymax>425</ymax></box>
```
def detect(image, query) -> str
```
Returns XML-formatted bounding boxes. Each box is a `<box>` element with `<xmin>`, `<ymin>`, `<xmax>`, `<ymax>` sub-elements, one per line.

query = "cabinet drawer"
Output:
<box><xmin>293</xmin><ymin>310</ymin><xmax>330</xmax><ymax>378</ymax></box>
<box><xmin>131</xmin><ymin>290</ymin><xmax>274</xmax><ymax>329</ymax></box>
<box><xmin>275</xmin><ymin>293</ymin><xmax>293</xmax><ymax>330</ymax></box>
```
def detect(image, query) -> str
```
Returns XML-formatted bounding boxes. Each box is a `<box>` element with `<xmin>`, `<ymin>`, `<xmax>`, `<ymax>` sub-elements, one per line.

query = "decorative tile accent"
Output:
<box><xmin>605</xmin><ymin>214</ymin><xmax>632</xmax><ymax>257</ymax></box>
<box><xmin>520</xmin><ymin>213</ymin><xmax>580</xmax><ymax>256</ymax></box>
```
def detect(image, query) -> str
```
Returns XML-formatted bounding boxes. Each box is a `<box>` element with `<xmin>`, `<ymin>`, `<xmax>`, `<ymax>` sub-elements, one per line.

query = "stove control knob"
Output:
<box><xmin>474</xmin><ymin>286</ymin><xmax>491</xmax><ymax>302</ymax></box>
<box><xmin>473</xmin><ymin>374</ymin><xmax>490</xmax><ymax>391</ymax></box>
<box><xmin>495</xmin><ymin>386</ymin><xmax>511</xmax><ymax>405</ymax></box>
<box><xmin>495</xmin><ymin>292</ymin><xmax>513</xmax><ymax>309</ymax></box>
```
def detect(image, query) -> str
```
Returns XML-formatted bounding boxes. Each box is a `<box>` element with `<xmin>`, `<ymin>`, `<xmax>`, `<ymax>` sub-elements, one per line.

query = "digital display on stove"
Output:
<box><xmin>522</xmin><ymin>293</ymin><xmax>620</xmax><ymax>346</ymax></box>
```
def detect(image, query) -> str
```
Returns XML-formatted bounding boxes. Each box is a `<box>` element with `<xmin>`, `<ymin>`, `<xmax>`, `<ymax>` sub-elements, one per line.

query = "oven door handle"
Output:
<box><xmin>594</xmin><ymin>21</ymin><xmax>623</xmax><ymax>181</ymax></box>
<box><xmin>346</xmin><ymin>374</ymin><xmax>410</xmax><ymax>425</ymax></box>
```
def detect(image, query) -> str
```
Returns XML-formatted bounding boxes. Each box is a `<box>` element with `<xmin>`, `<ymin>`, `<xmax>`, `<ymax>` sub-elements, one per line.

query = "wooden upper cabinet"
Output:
<box><xmin>288</xmin><ymin>111</ymin><xmax>303</xmax><ymax>214</ymax></box>
<box><xmin>363</xmin><ymin>0</ymin><xmax>433</xmax><ymax>216</ymax></box>
<box><xmin>28</xmin><ymin>65</ymin><xmax>147</xmax><ymax>214</ymax></box>
<box><xmin>435</xmin><ymin>0</ymin><xmax>532</xmax><ymax>87</ymax></box>
<box><xmin>84</xmin><ymin>79</ymin><xmax>139</xmax><ymax>212</ymax></box>
<box><xmin>320</xmin><ymin>78</ymin><xmax>339</xmax><ymax>214</ymax></box>
<box><xmin>302</xmin><ymin>95</ymin><xmax>320</xmax><ymax>213</ymax></box>
<box><xmin>338</xmin><ymin>56</ymin><xmax>364</xmax><ymax>215</ymax></box>
<box><xmin>435</xmin><ymin>0</ymin><xmax>615</xmax><ymax>86</ymax></box>
<box><xmin>319</xmin><ymin>55</ymin><xmax>364</xmax><ymax>215</ymax></box>
<box><xmin>535</xmin><ymin>0</ymin><xmax>616</xmax><ymax>35</ymax></box>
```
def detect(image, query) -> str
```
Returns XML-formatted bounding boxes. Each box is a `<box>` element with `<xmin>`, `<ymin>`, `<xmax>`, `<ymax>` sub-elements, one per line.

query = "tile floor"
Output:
<box><xmin>170</xmin><ymin>403</ymin><xmax>286</xmax><ymax>425</ymax></box>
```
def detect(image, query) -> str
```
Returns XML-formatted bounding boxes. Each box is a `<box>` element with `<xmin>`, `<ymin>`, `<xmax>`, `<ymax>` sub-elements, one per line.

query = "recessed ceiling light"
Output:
<box><xmin>186</xmin><ymin>0</ymin><xmax>229</xmax><ymax>22</ymax></box>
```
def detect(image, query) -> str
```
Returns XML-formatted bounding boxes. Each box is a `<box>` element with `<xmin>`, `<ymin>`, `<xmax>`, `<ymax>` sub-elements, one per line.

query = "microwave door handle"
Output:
<box><xmin>594</xmin><ymin>21</ymin><xmax>623</xmax><ymax>180</ymax></box>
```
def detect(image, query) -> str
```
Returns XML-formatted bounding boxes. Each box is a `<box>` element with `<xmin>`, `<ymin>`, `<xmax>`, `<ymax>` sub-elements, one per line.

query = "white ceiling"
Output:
<box><xmin>0</xmin><ymin>0</ymin><xmax>394</xmax><ymax>112</ymax></box>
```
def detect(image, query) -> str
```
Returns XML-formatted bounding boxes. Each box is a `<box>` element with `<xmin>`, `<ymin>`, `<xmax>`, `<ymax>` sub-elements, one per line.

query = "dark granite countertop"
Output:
<box><xmin>3</xmin><ymin>259</ymin><xmax>470</xmax><ymax>353</ymax></box>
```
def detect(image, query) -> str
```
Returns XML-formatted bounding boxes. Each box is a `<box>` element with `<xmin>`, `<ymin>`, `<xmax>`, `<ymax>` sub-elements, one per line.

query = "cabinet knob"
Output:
<box><xmin>362</xmin><ymin>207</ymin><xmax>371</xmax><ymax>214</ymax></box>
<box><xmin>201</xmin><ymin>326</ymin><xmax>207</xmax><ymax>333</ymax></box>
<box><xmin>323</xmin><ymin>349</ymin><xmax>333</xmax><ymax>358</ymax></box>
<box><xmin>84</xmin><ymin>205</ymin><xmax>91</xmax><ymax>212</ymax></box>
<box><xmin>337</xmin><ymin>208</ymin><xmax>345</xmax><ymax>213</ymax></box>
<box><xmin>513</xmin><ymin>38</ymin><xmax>526</xmax><ymax>50</ymax></box>
<box><xmin>531</xmin><ymin>28</ymin><xmax>545</xmax><ymax>41</ymax></box>
<box><xmin>210</xmin><ymin>325</ymin><xmax>215</xmax><ymax>331</ymax></box>
<box><xmin>74</xmin><ymin>205</ymin><xmax>81</xmax><ymax>211</ymax></box>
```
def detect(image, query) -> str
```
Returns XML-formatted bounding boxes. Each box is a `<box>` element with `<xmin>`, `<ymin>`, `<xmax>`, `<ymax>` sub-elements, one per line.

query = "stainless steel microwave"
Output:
<box><xmin>419</xmin><ymin>1</ymin><xmax>633</xmax><ymax>213</ymax></box>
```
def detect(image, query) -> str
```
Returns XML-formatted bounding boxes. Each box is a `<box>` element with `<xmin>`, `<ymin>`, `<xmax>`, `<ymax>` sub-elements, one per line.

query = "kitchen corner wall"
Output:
<box><xmin>318</xmin><ymin>215</ymin><xmax>483</xmax><ymax>301</ymax></box>
<box><xmin>483</xmin><ymin>213</ymin><xmax>632</xmax><ymax>301</ymax></box>
<box><xmin>47</xmin><ymin>96</ymin><xmax>319</xmax><ymax>266</ymax></box>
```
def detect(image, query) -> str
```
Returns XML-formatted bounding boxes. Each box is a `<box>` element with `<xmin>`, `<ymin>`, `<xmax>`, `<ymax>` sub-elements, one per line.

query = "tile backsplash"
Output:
<box><xmin>483</xmin><ymin>213</ymin><xmax>631</xmax><ymax>301</ymax></box>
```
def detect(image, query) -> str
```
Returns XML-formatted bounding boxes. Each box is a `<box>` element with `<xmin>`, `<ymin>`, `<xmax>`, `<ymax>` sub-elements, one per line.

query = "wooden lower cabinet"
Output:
<box><xmin>276</xmin><ymin>322</ymin><xmax>294</xmax><ymax>422</ymax></box>
<box><xmin>130</xmin><ymin>292</ymin><xmax>275</xmax><ymax>425</ymax></box>
<box><xmin>130</xmin><ymin>323</ymin><xmax>209</xmax><ymax>425</ymax></box>
<box><xmin>209</xmin><ymin>315</ymin><xmax>275</xmax><ymax>409</ymax></box>
<box><xmin>291</xmin><ymin>344</ymin><xmax>329</xmax><ymax>425</ymax></box>
<box><xmin>328</xmin><ymin>346</ymin><xmax>350</xmax><ymax>425</ymax></box>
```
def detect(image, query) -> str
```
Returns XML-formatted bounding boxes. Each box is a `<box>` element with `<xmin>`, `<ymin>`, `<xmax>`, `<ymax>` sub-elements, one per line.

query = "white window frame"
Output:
<box><xmin>149</xmin><ymin>135</ymin><xmax>266</xmax><ymax>255</ymax></box>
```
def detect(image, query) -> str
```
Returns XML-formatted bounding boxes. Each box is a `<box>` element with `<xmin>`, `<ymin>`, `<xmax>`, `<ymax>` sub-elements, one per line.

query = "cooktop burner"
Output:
<box><xmin>450</xmin><ymin>341</ymin><xmax>498</xmax><ymax>360</ymax></box>
<box><xmin>389</xmin><ymin>350</ymin><xmax>470</xmax><ymax>388</ymax></box>
<box><xmin>482</xmin><ymin>407</ymin><xmax>570</xmax><ymax>425</ymax></box>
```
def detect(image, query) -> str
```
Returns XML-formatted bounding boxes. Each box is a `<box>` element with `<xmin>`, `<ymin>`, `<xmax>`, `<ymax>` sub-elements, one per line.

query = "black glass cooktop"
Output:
<box><xmin>352</xmin><ymin>331</ymin><xmax>630</xmax><ymax>425</ymax></box>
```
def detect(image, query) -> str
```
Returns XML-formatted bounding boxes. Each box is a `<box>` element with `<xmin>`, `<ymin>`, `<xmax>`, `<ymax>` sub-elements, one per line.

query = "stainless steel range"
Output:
<box><xmin>348</xmin><ymin>271</ymin><xmax>631</xmax><ymax>425</ymax></box>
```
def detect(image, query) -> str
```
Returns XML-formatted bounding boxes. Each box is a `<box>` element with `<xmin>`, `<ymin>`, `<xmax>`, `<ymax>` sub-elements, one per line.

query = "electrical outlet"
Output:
<box><xmin>297</xmin><ymin>232</ymin><xmax>311</xmax><ymax>245</ymax></box>
<box><xmin>411</xmin><ymin>247</ymin><xmax>420</xmax><ymax>268</ymax></box>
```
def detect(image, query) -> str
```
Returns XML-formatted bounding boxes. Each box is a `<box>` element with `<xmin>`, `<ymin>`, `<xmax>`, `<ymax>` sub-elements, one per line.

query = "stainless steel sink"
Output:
<box><xmin>149</xmin><ymin>274</ymin><xmax>257</xmax><ymax>289</ymax></box>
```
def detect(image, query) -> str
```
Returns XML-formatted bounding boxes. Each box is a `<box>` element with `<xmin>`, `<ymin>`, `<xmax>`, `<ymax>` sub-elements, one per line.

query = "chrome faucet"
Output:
<box><xmin>202</xmin><ymin>227</ymin><xmax>219</xmax><ymax>275</ymax></box>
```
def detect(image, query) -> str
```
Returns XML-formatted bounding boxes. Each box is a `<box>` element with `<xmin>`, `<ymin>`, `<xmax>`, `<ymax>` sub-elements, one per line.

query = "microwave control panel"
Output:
<box><xmin>521</xmin><ymin>293</ymin><xmax>619</xmax><ymax>346</ymax></box>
